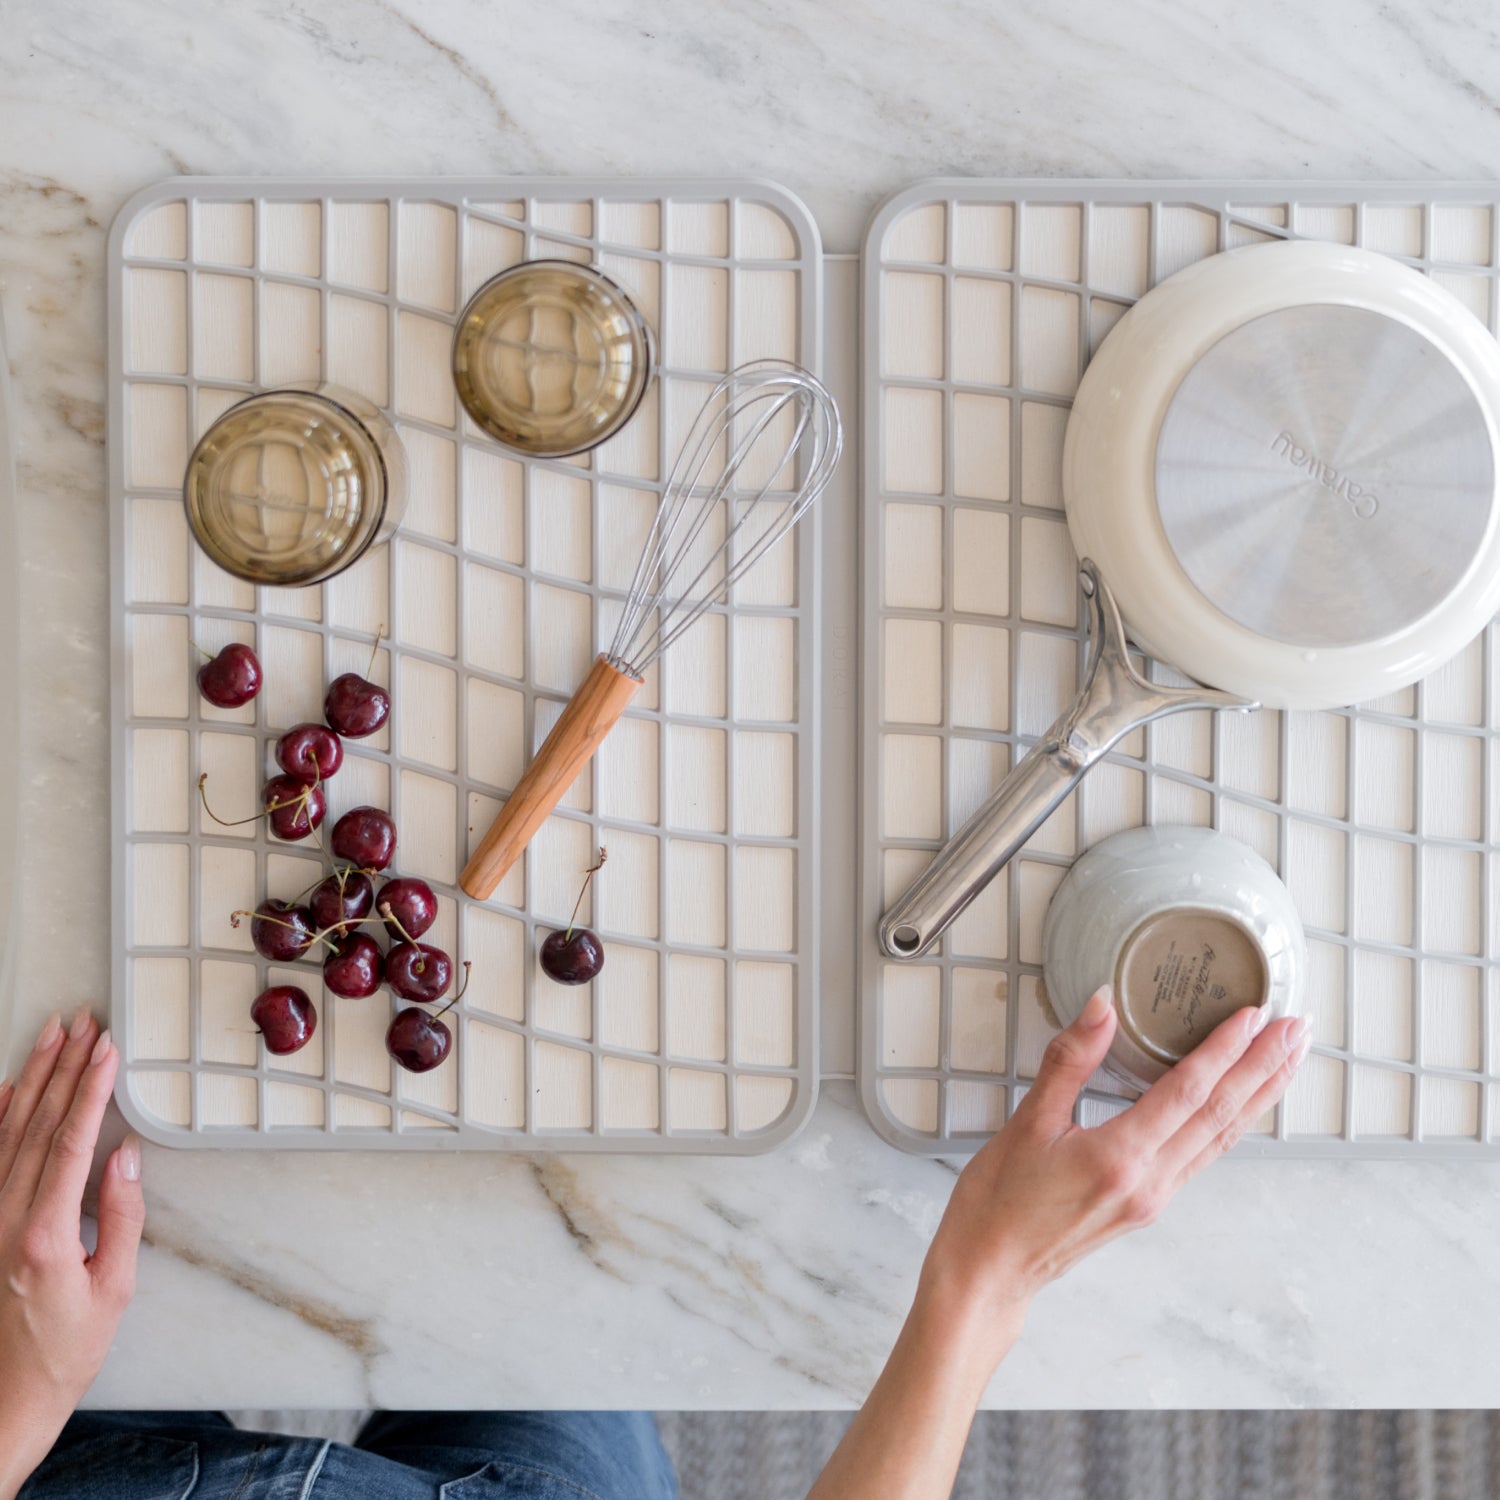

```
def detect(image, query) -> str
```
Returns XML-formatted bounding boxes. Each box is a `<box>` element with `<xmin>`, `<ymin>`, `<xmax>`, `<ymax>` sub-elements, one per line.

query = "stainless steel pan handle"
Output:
<box><xmin>878</xmin><ymin>561</ymin><xmax>1256</xmax><ymax>960</ymax></box>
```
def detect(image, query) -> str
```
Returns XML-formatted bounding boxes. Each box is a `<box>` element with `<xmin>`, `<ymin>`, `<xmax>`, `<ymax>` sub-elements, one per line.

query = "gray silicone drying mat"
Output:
<box><xmin>108</xmin><ymin>175</ymin><xmax>823</xmax><ymax>1152</ymax></box>
<box><xmin>859</xmin><ymin>179</ymin><xmax>1500</xmax><ymax>1158</ymax></box>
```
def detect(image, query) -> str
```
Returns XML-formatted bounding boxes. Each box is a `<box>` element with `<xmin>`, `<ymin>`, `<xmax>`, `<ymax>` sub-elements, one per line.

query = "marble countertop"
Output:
<box><xmin>7</xmin><ymin>0</ymin><xmax>1500</xmax><ymax>1410</ymax></box>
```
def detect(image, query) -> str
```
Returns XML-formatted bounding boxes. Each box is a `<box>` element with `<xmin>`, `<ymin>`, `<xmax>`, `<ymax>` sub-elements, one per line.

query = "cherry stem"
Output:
<box><xmin>374</xmin><ymin>905</ymin><xmax>428</xmax><ymax>973</ymax></box>
<box><xmin>190</xmin><ymin>639</ymin><xmax>217</xmax><ymax>663</ymax></box>
<box><xmin>291</xmin><ymin>861</ymin><xmax>358</xmax><ymax>906</ymax></box>
<box><xmin>230</xmin><ymin>907</ymin><xmax>340</xmax><ymax>955</ymax></box>
<box><xmin>378</xmin><ymin>901</ymin><xmax>419</xmax><ymax>947</ymax></box>
<box><xmin>365</xmin><ymin>625</ymin><xmax>384</xmax><ymax>682</ymax></box>
<box><xmin>298</xmin><ymin>766</ymin><xmax>332</xmax><ymax>861</ymax></box>
<box><xmin>290</xmin><ymin>871</ymin><xmax>328</xmax><ymax>904</ymax></box>
<box><xmin>564</xmin><ymin>846</ymin><xmax>608</xmax><ymax>943</ymax></box>
<box><xmin>308</xmin><ymin>923</ymin><xmax>355</xmax><ymax>953</ymax></box>
<box><xmin>199</xmin><ymin>773</ymin><xmax>310</xmax><ymax>828</ymax></box>
<box><xmin>435</xmin><ymin>963</ymin><xmax>472</xmax><ymax>1019</ymax></box>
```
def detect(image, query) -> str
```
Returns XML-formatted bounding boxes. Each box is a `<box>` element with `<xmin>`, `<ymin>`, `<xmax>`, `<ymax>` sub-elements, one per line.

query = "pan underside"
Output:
<box><xmin>1153</xmin><ymin>302</ymin><xmax>1495</xmax><ymax>653</ymax></box>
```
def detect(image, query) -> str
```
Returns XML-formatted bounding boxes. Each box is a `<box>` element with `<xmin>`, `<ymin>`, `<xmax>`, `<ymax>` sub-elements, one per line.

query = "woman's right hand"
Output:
<box><xmin>809</xmin><ymin>989</ymin><xmax>1309</xmax><ymax>1500</ymax></box>
<box><xmin>920</xmin><ymin>987</ymin><xmax>1310</xmax><ymax>1353</ymax></box>
<box><xmin>0</xmin><ymin>1009</ymin><xmax>144</xmax><ymax>1500</ymax></box>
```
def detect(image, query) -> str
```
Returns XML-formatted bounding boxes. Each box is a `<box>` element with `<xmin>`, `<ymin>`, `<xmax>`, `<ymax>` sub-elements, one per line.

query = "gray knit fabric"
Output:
<box><xmin>224</xmin><ymin>1410</ymin><xmax>1500</xmax><ymax>1498</ymax></box>
<box><xmin>654</xmin><ymin>1411</ymin><xmax>1500</xmax><ymax>1500</ymax></box>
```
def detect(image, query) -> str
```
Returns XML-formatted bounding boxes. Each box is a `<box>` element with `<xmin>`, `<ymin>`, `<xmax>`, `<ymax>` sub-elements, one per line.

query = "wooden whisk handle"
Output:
<box><xmin>459</xmin><ymin>655</ymin><xmax>641</xmax><ymax>901</ymax></box>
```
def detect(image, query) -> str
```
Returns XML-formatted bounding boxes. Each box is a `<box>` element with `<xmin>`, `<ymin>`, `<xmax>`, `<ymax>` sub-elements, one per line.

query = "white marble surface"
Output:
<box><xmin>6</xmin><ymin>0</ymin><xmax>1500</xmax><ymax>1410</ymax></box>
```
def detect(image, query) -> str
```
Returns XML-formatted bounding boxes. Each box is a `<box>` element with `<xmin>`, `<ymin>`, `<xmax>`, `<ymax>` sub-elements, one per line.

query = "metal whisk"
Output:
<box><xmin>606</xmin><ymin>359</ymin><xmax>842</xmax><ymax>677</ymax></box>
<box><xmin>460</xmin><ymin>359</ymin><xmax>842</xmax><ymax>901</ymax></box>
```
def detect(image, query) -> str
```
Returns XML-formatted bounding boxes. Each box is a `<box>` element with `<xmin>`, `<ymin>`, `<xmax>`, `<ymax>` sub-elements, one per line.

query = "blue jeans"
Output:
<box><xmin>20</xmin><ymin>1410</ymin><xmax>679</xmax><ymax>1498</ymax></box>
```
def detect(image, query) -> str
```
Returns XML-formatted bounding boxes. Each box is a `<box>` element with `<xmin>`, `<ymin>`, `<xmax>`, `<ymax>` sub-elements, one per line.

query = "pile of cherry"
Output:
<box><xmin>197</xmin><ymin>640</ymin><xmax>466</xmax><ymax>1074</ymax></box>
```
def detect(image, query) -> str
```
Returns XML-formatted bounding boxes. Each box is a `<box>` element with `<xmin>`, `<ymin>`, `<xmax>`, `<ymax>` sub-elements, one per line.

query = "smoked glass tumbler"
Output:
<box><xmin>453</xmin><ymin>260</ymin><xmax>655</xmax><ymax>458</ymax></box>
<box><xmin>183</xmin><ymin>383</ymin><xmax>408</xmax><ymax>587</ymax></box>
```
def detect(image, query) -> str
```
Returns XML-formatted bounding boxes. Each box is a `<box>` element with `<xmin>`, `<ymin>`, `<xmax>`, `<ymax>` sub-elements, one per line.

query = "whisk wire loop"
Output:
<box><xmin>605</xmin><ymin>359</ymin><xmax>841</xmax><ymax>677</ymax></box>
<box><xmin>618</xmin><ymin>387</ymin><xmax>807</xmax><ymax>669</ymax></box>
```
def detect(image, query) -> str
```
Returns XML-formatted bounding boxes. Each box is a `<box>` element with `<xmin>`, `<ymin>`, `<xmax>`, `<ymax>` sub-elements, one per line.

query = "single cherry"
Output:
<box><xmin>309</xmin><ymin>869</ymin><xmax>375</xmax><ymax>936</ymax></box>
<box><xmin>325</xmin><ymin>631</ymin><xmax>390</xmax><ymax>738</ymax></box>
<box><xmin>322</xmin><ymin>931</ymin><xmax>384</xmax><ymax>999</ymax></box>
<box><xmin>276</xmin><ymin>723</ymin><xmax>343</xmax><ymax>784</ymax></box>
<box><xmin>377</xmin><ymin>877</ymin><xmax>437</xmax><ymax>940</ymax></box>
<box><xmin>330</xmin><ymin>806</ymin><xmax>397</xmax><ymax>870</ymax></box>
<box><xmin>539</xmin><ymin>847</ymin><xmax>607</xmax><ymax>986</ymax></box>
<box><xmin>251</xmin><ymin>985</ymin><xmax>316</xmax><ymax>1054</ymax></box>
<box><xmin>264</xmin><ymin>775</ymin><xmax>326</xmax><ymax>841</ymax></box>
<box><xmin>236</xmin><ymin>899</ymin><xmax>318</xmax><ymax>961</ymax></box>
<box><xmin>540</xmin><ymin>927</ymin><xmax>606</xmax><ymax>986</ymax></box>
<box><xmin>324</xmin><ymin>673</ymin><xmax>390</xmax><ymax>738</ymax></box>
<box><xmin>197</xmin><ymin>642</ymin><xmax>262</xmax><ymax>708</ymax></box>
<box><xmin>385</xmin><ymin>1006</ymin><xmax>452</xmax><ymax>1073</ymax></box>
<box><xmin>386</xmin><ymin>942</ymin><xmax>453</xmax><ymax>1003</ymax></box>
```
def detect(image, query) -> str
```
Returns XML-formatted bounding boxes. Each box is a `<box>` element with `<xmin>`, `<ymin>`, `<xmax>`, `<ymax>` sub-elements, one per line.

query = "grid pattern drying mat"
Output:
<box><xmin>859</xmin><ymin>180</ymin><xmax>1500</xmax><ymax>1158</ymax></box>
<box><xmin>108</xmin><ymin>175</ymin><xmax>823</xmax><ymax>1151</ymax></box>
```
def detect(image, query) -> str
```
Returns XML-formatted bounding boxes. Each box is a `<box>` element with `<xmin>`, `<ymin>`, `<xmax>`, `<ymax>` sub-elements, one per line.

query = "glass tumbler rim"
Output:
<box><xmin>182</xmin><ymin>383</ymin><xmax>397</xmax><ymax>588</ymax></box>
<box><xmin>452</xmin><ymin>258</ymin><xmax>656</xmax><ymax>459</ymax></box>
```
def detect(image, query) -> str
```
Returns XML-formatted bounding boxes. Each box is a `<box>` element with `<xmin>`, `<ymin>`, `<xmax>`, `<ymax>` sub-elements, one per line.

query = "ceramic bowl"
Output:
<box><xmin>1042</xmin><ymin>825</ymin><xmax>1307</xmax><ymax>1091</ymax></box>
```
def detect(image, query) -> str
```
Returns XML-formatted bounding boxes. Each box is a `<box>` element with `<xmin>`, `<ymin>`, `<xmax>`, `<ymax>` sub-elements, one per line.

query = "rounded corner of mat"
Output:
<box><xmin>857</xmin><ymin>1073</ymin><xmax>947</xmax><ymax>1157</ymax></box>
<box><xmin>727</xmin><ymin>176</ymin><xmax>824</xmax><ymax>258</ymax></box>
<box><xmin>111</xmin><ymin>1071</ymin><xmax>192</xmax><ymax>1152</ymax></box>
<box><xmin>108</xmin><ymin>176</ymin><xmax>196</xmax><ymax>258</ymax></box>
<box><xmin>861</xmin><ymin>179</ymin><xmax>951</xmax><ymax>259</ymax></box>
<box><xmin>741</xmin><ymin>1074</ymin><xmax>821</xmax><ymax>1154</ymax></box>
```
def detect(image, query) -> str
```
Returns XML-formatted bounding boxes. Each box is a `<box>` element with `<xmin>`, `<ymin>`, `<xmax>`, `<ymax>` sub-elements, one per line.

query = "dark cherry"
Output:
<box><xmin>386</xmin><ymin>942</ymin><xmax>453</xmax><ymax>1003</ymax></box>
<box><xmin>264</xmin><ymin>775</ymin><xmax>326</xmax><ymax>841</ymax></box>
<box><xmin>377</xmin><ymin>877</ymin><xmax>437</xmax><ymax>940</ymax></box>
<box><xmin>251</xmin><ymin>985</ymin><xmax>316</xmax><ymax>1055</ymax></box>
<box><xmin>385</xmin><ymin>1006</ymin><xmax>452</xmax><ymax>1073</ymax></box>
<box><xmin>197</xmin><ymin>642</ymin><xmax>262</xmax><ymax>708</ymax></box>
<box><xmin>247</xmin><ymin>899</ymin><xmax>317</xmax><ymax>961</ymax></box>
<box><xmin>309</xmin><ymin>870</ymin><xmax>375</xmax><ymax>936</ymax></box>
<box><xmin>539</xmin><ymin>848</ymin><xmax>607</xmax><ymax>986</ymax></box>
<box><xmin>322</xmin><ymin>931</ymin><xmax>385</xmax><ymax>999</ymax></box>
<box><xmin>275</xmin><ymin>722</ymin><xmax>343</xmax><ymax>784</ymax></box>
<box><xmin>330</xmin><ymin>806</ymin><xmax>397</xmax><ymax>870</ymax></box>
<box><xmin>539</xmin><ymin>927</ymin><xmax>606</xmax><ymax>985</ymax></box>
<box><xmin>324</xmin><ymin>672</ymin><xmax>390</xmax><ymax>738</ymax></box>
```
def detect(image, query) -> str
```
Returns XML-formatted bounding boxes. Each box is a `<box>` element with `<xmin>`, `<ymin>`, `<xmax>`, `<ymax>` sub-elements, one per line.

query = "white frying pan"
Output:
<box><xmin>881</xmin><ymin>239</ymin><xmax>1500</xmax><ymax>959</ymax></box>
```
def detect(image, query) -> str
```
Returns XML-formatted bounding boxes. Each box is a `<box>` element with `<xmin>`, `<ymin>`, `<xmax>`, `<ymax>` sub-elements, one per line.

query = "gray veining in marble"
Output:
<box><xmin>7</xmin><ymin>0</ymin><xmax>1500</xmax><ymax>1410</ymax></box>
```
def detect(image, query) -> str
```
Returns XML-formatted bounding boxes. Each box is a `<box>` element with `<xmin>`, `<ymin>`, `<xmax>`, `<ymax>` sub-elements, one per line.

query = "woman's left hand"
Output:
<box><xmin>0</xmin><ymin>1009</ymin><xmax>143</xmax><ymax>1498</ymax></box>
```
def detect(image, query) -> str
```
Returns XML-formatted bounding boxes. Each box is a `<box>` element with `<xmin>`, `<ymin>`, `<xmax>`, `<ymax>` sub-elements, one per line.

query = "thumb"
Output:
<box><xmin>90</xmin><ymin>1134</ymin><xmax>145</xmax><ymax>1305</ymax></box>
<box><xmin>1023</xmin><ymin>987</ymin><xmax>1116</xmax><ymax>1132</ymax></box>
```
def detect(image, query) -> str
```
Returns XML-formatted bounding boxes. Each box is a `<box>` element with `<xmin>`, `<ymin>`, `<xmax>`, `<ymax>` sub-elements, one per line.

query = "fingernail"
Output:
<box><xmin>34</xmin><ymin>1011</ymin><xmax>62</xmax><ymax>1051</ymax></box>
<box><xmin>1286</xmin><ymin>1018</ymin><xmax>1311</xmax><ymax>1059</ymax></box>
<box><xmin>69</xmin><ymin>1005</ymin><xmax>94</xmax><ymax>1041</ymax></box>
<box><xmin>1248</xmin><ymin>1006</ymin><xmax>1270</xmax><ymax>1038</ymax></box>
<box><xmin>1081</xmin><ymin>985</ymin><xmax>1113</xmax><ymax>1026</ymax></box>
<box><xmin>118</xmin><ymin>1134</ymin><xmax>141</xmax><ymax>1182</ymax></box>
<box><xmin>90</xmin><ymin>1029</ymin><xmax>113</xmax><ymax>1066</ymax></box>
